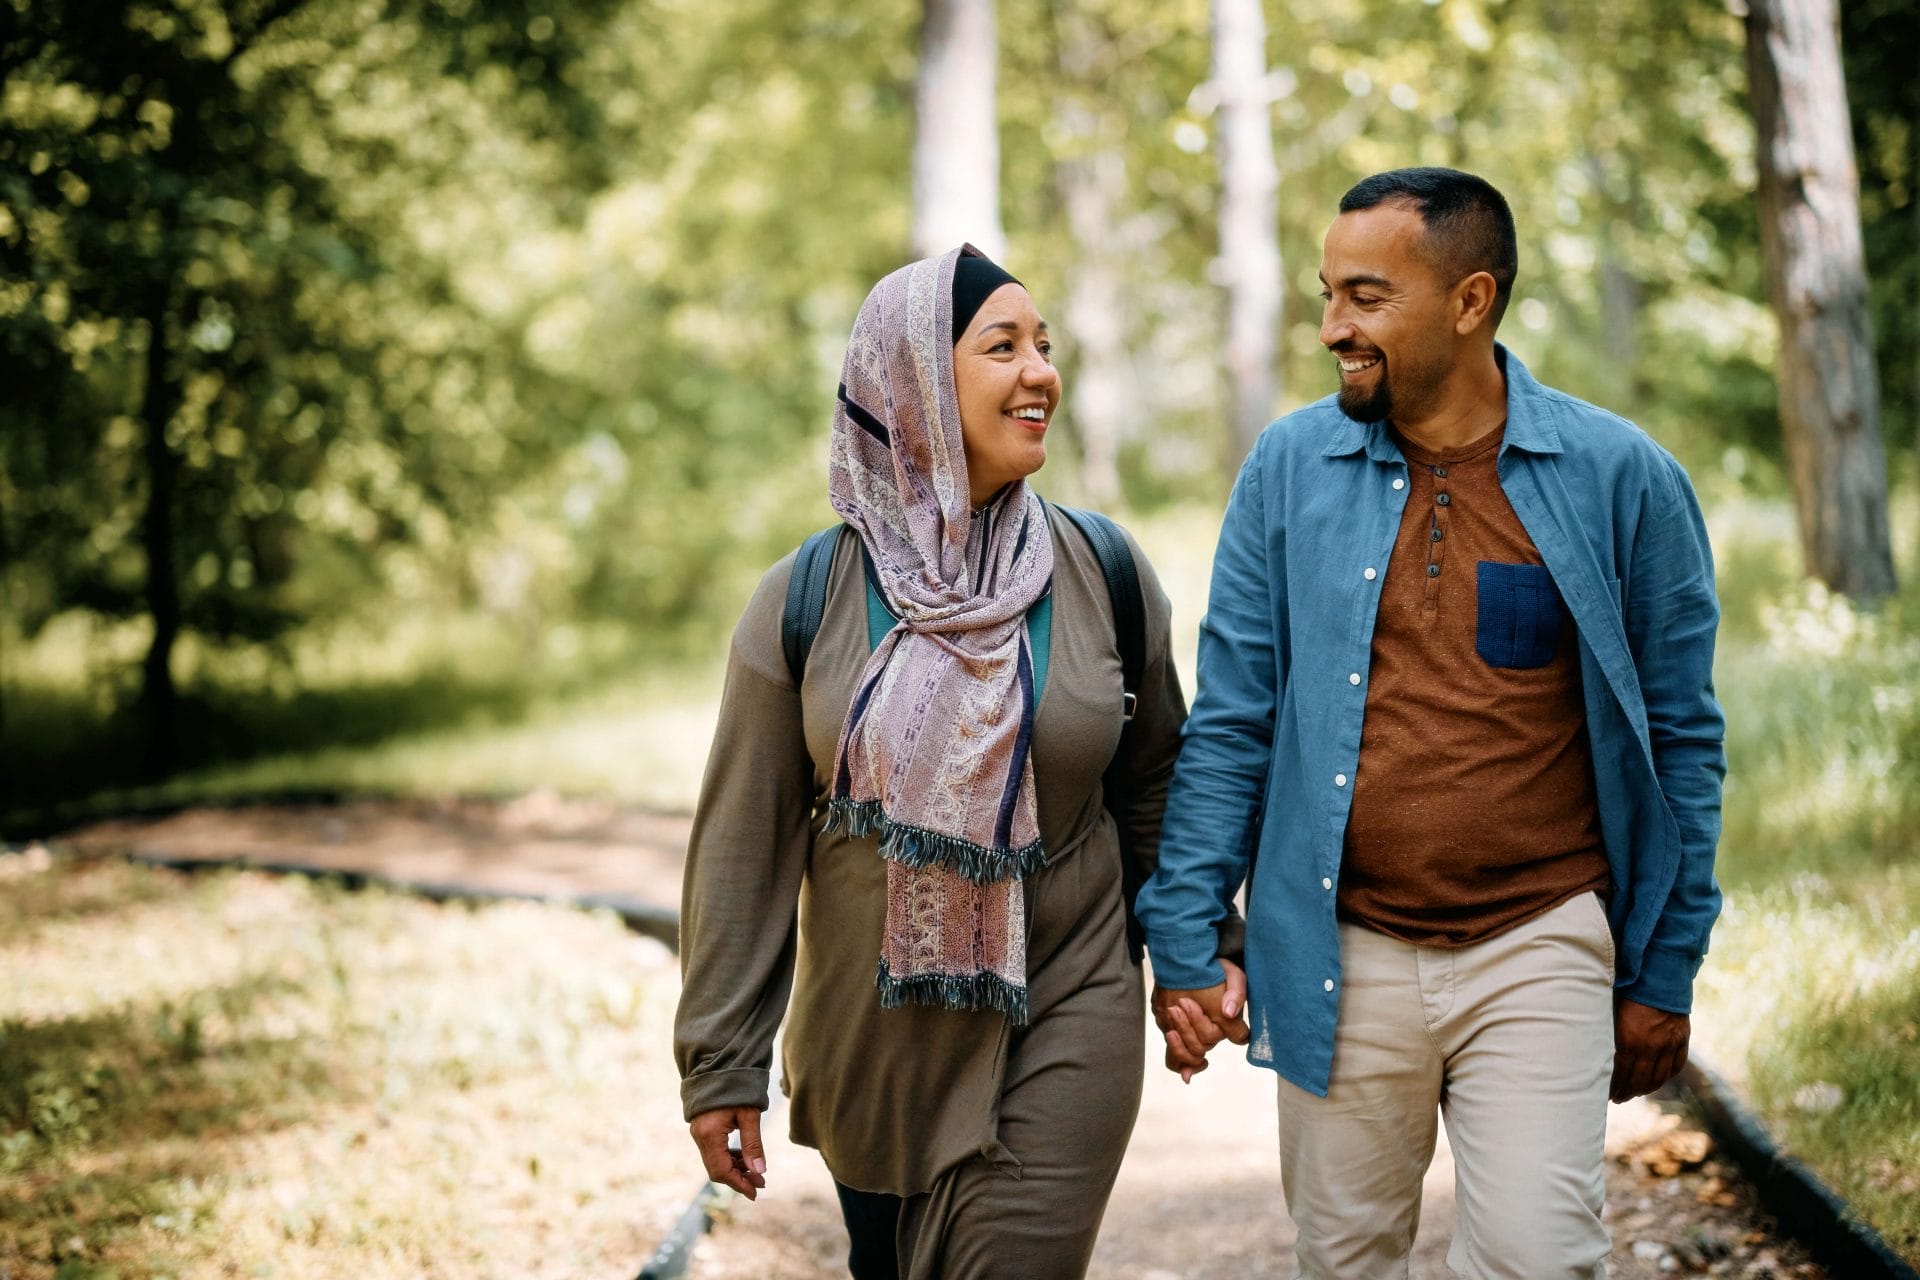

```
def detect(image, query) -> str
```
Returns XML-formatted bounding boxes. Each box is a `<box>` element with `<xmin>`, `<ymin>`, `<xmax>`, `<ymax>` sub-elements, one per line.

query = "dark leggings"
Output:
<box><xmin>835</xmin><ymin>1181</ymin><xmax>903</xmax><ymax>1280</ymax></box>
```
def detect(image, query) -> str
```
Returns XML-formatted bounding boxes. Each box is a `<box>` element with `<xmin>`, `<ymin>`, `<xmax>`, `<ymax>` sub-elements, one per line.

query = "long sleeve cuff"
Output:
<box><xmin>680</xmin><ymin>1066</ymin><xmax>770</xmax><ymax>1122</ymax></box>
<box><xmin>1216</xmin><ymin>911</ymin><xmax>1247</xmax><ymax>967</ymax></box>
<box><xmin>1618</xmin><ymin>943</ymin><xmax>1702</xmax><ymax>1015</ymax></box>
<box><xmin>1145</xmin><ymin>929</ymin><xmax>1228</xmax><ymax>990</ymax></box>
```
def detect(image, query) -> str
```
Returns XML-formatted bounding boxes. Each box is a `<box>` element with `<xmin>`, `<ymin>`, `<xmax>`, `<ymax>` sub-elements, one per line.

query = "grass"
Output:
<box><xmin>0</xmin><ymin>612</ymin><xmax>726</xmax><ymax>834</ymax></box>
<box><xmin>0</xmin><ymin>853</ymin><xmax>697</xmax><ymax>1279</ymax></box>
<box><xmin>1683</xmin><ymin>488</ymin><xmax>1920</xmax><ymax>1262</ymax></box>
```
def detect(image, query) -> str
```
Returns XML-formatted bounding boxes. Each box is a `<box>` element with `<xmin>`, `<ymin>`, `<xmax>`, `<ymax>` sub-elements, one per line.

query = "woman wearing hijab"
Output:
<box><xmin>674</xmin><ymin>245</ymin><xmax>1187</xmax><ymax>1279</ymax></box>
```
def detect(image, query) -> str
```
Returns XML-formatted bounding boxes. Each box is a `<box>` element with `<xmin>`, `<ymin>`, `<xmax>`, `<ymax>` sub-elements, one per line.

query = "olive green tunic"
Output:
<box><xmin>675</xmin><ymin>507</ymin><xmax>1186</xmax><ymax>1276</ymax></box>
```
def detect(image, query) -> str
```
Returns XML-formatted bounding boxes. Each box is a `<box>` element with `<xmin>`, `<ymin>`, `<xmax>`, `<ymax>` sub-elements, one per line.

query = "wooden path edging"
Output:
<box><xmin>1677</xmin><ymin>1060</ymin><xmax>1920</xmax><ymax>1280</ymax></box>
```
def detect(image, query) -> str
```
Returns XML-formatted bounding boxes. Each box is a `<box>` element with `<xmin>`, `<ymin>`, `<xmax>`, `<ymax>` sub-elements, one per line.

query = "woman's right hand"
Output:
<box><xmin>688</xmin><ymin>1106</ymin><xmax>768</xmax><ymax>1199</ymax></box>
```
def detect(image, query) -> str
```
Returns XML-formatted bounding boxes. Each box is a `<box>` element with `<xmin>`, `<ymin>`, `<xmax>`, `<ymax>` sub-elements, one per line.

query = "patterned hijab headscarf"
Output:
<box><xmin>825</xmin><ymin>244</ymin><xmax>1055</xmax><ymax>1024</ymax></box>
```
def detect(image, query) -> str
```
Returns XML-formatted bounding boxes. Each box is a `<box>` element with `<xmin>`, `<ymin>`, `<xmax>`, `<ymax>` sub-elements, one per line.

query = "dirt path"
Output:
<box><xmin>55</xmin><ymin>797</ymin><xmax>1825</xmax><ymax>1279</ymax></box>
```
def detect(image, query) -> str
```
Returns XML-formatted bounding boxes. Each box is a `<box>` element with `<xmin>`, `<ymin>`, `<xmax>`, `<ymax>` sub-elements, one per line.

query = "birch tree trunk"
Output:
<box><xmin>1746</xmin><ymin>0</ymin><xmax>1897</xmax><ymax>598</ymax></box>
<box><xmin>914</xmin><ymin>0</ymin><xmax>1004</xmax><ymax>261</ymax></box>
<box><xmin>1212</xmin><ymin>0</ymin><xmax>1281</xmax><ymax>465</ymax></box>
<box><xmin>1053</xmin><ymin>9</ymin><xmax>1137</xmax><ymax>506</ymax></box>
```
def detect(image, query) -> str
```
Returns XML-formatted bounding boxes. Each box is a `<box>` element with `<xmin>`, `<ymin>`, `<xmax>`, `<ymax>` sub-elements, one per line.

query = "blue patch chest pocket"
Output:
<box><xmin>1476</xmin><ymin>561</ymin><xmax>1564</xmax><ymax>669</ymax></box>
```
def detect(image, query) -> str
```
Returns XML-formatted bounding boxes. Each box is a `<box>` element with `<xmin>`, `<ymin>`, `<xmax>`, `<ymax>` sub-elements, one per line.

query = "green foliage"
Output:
<box><xmin>0</xmin><ymin>0</ymin><xmax>1911</xmax><ymax>793</ymax></box>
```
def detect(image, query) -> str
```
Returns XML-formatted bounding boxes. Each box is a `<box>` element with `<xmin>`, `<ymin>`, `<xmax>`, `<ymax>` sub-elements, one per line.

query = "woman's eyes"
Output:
<box><xmin>989</xmin><ymin>339</ymin><xmax>1051</xmax><ymax>359</ymax></box>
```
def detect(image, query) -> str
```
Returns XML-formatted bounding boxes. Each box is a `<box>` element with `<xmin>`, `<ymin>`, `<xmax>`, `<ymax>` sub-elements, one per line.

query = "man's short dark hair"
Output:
<box><xmin>1339</xmin><ymin>167</ymin><xmax>1518</xmax><ymax>328</ymax></box>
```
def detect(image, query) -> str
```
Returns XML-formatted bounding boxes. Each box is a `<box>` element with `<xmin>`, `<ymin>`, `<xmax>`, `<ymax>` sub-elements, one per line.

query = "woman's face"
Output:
<box><xmin>954</xmin><ymin>283</ymin><xmax>1059</xmax><ymax>507</ymax></box>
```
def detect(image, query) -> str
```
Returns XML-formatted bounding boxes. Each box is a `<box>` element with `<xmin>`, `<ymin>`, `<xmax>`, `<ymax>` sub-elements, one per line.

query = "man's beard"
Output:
<box><xmin>1336</xmin><ymin>354</ymin><xmax>1393</xmax><ymax>424</ymax></box>
<box><xmin>1337</xmin><ymin>367</ymin><xmax>1392</xmax><ymax>424</ymax></box>
<box><xmin>1336</xmin><ymin>349</ymin><xmax>1445</xmax><ymax>425</ymax></box>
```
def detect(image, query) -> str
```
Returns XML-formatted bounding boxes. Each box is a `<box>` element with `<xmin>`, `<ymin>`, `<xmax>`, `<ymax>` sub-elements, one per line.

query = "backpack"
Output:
<box><xmin>778</xmin><ymin>504</ymin><xmax>1151</xmax><ymax>961</ymax></box>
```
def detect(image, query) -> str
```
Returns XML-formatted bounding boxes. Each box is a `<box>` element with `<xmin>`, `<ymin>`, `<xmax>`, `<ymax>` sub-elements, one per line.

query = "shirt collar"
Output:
<box><xmin>1319</xmin><ymin>344</ymin><xmax>1563</xmax><ymax>460</ymax></box>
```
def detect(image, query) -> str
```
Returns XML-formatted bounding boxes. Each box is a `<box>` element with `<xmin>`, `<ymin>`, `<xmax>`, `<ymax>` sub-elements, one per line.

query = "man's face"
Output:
<box><xmin>1316</xmin><ymin>204</ymin><xmax>1459</xmax><ymax>425</ymax></box>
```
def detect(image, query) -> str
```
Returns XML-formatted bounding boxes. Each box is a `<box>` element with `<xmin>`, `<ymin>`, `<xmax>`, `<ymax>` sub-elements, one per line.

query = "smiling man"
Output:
<box><xmin>1136</xmin><ymin>168</ymin><xmax>1725</xmax><ymax>1278</ymax></box>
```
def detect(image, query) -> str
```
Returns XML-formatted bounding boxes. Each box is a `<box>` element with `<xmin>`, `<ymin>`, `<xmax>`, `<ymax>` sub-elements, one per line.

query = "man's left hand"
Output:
<box><xmin>1611</xmin><ymin>998</ymin><xmax>1690</xmax><ymax>1102</ymax></box>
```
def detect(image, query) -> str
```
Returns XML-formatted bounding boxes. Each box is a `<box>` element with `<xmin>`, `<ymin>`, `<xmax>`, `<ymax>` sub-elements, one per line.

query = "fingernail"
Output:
<box><xmin>1223</xmin><ymin>996</ymin><xmax>1239</xmax><ymax>1017</ymax></box>
<box><xmin>752</xmin><ymin>1158</ymin><xmax>767</xmax><ymax>1175</ymax></box>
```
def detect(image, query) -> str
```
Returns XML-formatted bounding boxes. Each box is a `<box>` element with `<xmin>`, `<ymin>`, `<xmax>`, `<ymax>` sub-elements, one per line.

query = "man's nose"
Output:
<box><xmin>1319</xmin><ymin>306</ymin><xmax>1351</xmax><ymax>350</ymax></box>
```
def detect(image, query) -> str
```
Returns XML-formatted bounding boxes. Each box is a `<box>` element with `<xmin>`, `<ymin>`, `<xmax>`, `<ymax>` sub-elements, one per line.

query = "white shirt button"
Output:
<box><xmin>1334</xmin><ymin>773</ymin><xmax>1348</xmax><ymax>787</ymax></box>
<box><xmin>1392</xmin><ymin>477</ymin><xmax>1406</xmax><ymax>490</ymax></box>
<box><xmin>1322</xmin><ymin>877</ymin><xmax>1333</xmax><ymax>890</ymax></box>
<box><xmin>1348</xmin><ymin>672</ymin><xmax>1361</xmax><ymax>685</ymax></box>
<box><xmin>1363</xmin><ymin>567</ymin><xmax>1377</xmax><ymax>581</ymax></box>
<box><xmin>1323</xmin><ymin>979</ymin><xmax>1335</xmax><ymax>992</ymax></box>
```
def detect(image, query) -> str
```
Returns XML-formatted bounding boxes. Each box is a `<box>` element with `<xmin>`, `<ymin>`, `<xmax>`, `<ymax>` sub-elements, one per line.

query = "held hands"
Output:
<box><xmin>688</xmin><ymin>1105</ymin><xmax>768</xmax><ymax>1200</ymax></box>
<box><xmin>1151</xmin><ymin>958</ymin><xmax>1251</xmax><ymax>1083</ymax></box>
<box><xmin>1611</xmin><ymin>998</ymin><xmax>1691</xmax><ymax>1103</ymax></box>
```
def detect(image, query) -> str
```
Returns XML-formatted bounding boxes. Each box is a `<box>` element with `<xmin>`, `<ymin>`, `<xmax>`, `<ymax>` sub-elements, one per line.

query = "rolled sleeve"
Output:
<box><xmin>674</xmin><ymin>570</ymin><xmax>815</xmax><ymax>1122</ymax></box>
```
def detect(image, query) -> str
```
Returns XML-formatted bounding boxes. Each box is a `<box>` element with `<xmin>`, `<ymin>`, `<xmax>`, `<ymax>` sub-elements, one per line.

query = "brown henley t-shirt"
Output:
<box><xmin>1337</xmin><ymin>423</ymin><xmax>1611</xmax><ymax>948</ymax></box>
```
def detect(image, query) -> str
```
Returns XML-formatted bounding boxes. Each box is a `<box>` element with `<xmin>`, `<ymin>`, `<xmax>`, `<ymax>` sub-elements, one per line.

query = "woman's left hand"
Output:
<box><xmin>688</xmin><ymin>1105</ymin><xmax>768</xmax><ymax>1199</ymax></box>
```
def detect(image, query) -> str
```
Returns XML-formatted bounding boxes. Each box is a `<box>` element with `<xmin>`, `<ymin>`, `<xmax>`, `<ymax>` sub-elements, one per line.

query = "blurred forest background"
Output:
<box><xmin>4</xmin><ymin>0</ymin><xmax>1920</xmax><ymax>1273</ymax></box>
<box><xmin>2</xmin><ymin>0</ymin><xmax>1916</xmax><ymax>815</ymax></box>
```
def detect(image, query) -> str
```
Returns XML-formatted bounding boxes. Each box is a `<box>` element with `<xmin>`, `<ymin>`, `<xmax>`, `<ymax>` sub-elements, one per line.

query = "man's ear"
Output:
<box><xmin>1453</xmin><ymin>271</ymin><xmax>1499</xmax><ymax>336</ymax></box>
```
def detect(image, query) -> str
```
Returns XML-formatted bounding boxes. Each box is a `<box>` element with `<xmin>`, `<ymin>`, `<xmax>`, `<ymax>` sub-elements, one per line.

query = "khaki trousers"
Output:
<box><xmin>1278</xmin><ymin>892</ymin><xmax>1615</xmax><ymax>1280</ymax></box>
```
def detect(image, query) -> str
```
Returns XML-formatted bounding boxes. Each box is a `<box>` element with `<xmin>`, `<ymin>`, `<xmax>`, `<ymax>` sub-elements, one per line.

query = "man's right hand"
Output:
<box><xmin>688</xmin><ymin>1106</ymin><xmax>768</xmax><ymax>1199</ymax></box>
<box><xmin>1152</xmin><ymin>958</ymin><xmax>1251</xmax><ymax>1082</ymax></box>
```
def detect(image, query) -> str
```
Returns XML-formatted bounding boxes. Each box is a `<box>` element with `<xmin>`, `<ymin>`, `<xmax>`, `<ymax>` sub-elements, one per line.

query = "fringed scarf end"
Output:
<box><xmin>827</xmin><ymin>799</ymin><xmax>1046</xmax><ymax>883</ymax></box>
<box><xmin>823</xmin><ymin>797</ymin><xmax>889</xmax><ymax>840</ymax></box>
<box><xmin>875</xmin><ymin>960</ymin><xmax>1030</xmax><ymax>1025</ymax></box>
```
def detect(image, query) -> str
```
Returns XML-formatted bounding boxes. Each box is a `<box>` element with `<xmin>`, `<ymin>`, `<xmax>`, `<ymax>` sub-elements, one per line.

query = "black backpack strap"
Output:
<box><xmin>1052</xmin><ymin>503</ymin><xmax>1151</xmax><ymax>962</ymax></box>
<box><xmin>1053</xmin><ymin>505</ymin><xmax>1145</xmax><ymax>720</ymax></box>
<box><xmin>782</xmin><ymin>524</ymin><xmax>848</xmax><ymax>685</ymax></box>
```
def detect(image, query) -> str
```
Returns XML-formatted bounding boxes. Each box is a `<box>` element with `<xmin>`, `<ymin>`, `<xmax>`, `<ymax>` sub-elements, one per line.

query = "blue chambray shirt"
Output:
<box><xmin>1136</xmin><ymin>347</ymin><xmax>1726</xmax><ymax>1097</ymax></box>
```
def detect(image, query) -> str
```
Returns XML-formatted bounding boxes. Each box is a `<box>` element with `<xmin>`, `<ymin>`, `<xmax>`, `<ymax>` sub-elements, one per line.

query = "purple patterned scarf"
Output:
<box><xmin>824</xmin><ymin>244</ymin><xmax>1055</xmax><ymax>1023</ymax></box>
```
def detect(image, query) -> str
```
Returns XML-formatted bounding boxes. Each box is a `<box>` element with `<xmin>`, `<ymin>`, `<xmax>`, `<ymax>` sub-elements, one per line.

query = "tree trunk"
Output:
<box><xmin>1746</xmin><ymin>0</ymin><xmax>1897</xmax><ymax>599</ymax></box>
<box><xmin>1052</xmin><ymin>10</ymin><xmax>1136</xmax><ymax>507</ymax></box>
<box><xmin>1583</xmin><ymin>152</ymin><xmax>1646</xmax><ymax>408</ymax></box>
<box><xmin>140</xmin><ymin>289</ymin><xmax>183</xmax><ymax>776</ymax></box>
<box><xmin>1212</xmin><ymin>0</ymin><xmax>1281</xmax><ymax>466</ymax></box>
<box><xmin>914</xmin><ymin>0</ymin><xmax>1004</xmax><ymax>261</ymax></box>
